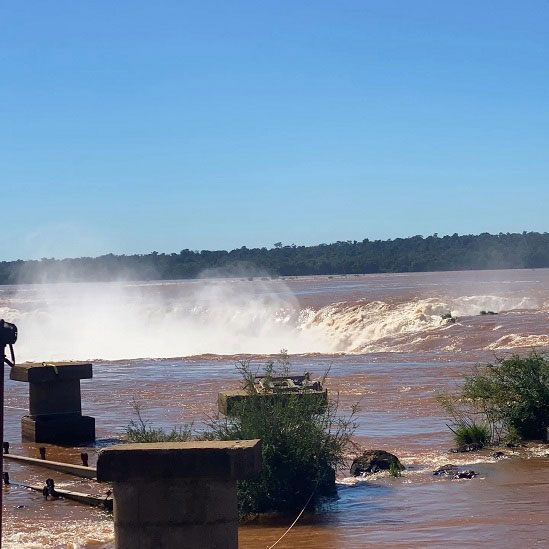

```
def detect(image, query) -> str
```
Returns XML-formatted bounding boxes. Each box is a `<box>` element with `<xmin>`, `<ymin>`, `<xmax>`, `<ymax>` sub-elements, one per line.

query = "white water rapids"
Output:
<box><xmin>0</xmin><ymin>276</ymin><xmax>545</xmax><ymax>361</ymax></box>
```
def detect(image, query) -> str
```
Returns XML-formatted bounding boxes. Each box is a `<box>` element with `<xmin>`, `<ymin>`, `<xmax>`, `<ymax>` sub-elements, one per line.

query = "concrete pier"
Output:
<box><xmin>10</xmin><ymin>362</ymin><xmax>95</xmax><ymax>443</ymax></box>
<box><xmin>97</xmin><ymin>440</ymin><xmax>262</xmax><ymax>549</ymax></box>
<box><xmin>219</xmin><ymin>387</ymin><xmax>328</xmax><ymax>416</ymax></box>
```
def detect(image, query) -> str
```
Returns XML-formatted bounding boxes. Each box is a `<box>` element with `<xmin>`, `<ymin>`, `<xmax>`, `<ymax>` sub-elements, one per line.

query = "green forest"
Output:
<box><xmin>1</xmin><ymin>232</ymin><xmax>548</xmax><ymax>285</ymax></box>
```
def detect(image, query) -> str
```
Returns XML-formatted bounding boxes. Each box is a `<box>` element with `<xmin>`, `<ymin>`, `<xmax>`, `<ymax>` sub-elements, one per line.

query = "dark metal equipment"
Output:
<box><xmin>0</xmin><ymin>318</ymin><xmax>17</xmax><ymax>547</ymax></box>
<box><xmin>0</xmin><ymin>320</ymin><xmax>17</xmax><ymax>366</ymax></box>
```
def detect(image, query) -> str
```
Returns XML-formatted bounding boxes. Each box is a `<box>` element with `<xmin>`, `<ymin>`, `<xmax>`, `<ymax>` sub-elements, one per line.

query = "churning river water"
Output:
<box><xmin>1</xmin><ymin>269</ymin><xmax>548</xmax><ymax>548</ymax></box>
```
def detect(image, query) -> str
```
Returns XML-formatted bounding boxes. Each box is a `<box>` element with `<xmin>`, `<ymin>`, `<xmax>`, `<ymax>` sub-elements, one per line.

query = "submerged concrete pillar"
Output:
<box><xmin>10</xmin><ymin>362</ymin><xmax>95</xmax><ymax>443</ymax></box>
<box><xmin>97</xmin><ymin>440</ymin><xmax>262</xmax><ymax>549</ymax></box>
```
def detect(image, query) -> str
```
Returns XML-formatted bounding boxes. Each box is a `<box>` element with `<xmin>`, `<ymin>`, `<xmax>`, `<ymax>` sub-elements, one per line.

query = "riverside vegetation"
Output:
<box><xmin>125</xmin><ymin>350</ymin><xmax>549</xmax><ymax>514</ymax></box>
<box><xmin>126</xmin><ymin>398</ymin><xmax>193</xmax><ymax>443</ymax></box>
<box><xmin>4</xmin><ymin>231</ymin><xmax>549</xmax><ymax>284</ymax></box>
<box><xmin>439</xmin><ymin>351</ymin><xmax>549</xmax><ymax>447</ymax></box>
<box><xmin>126</xmin><ymin>353</ymin><xmax>359</xmax><ymax>515</ymax></box>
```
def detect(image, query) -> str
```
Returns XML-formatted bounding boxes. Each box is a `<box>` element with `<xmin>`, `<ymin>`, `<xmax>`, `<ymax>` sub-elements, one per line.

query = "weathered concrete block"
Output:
<box><xmin>10</xmin><ymin>362</ymin><xmax>92</xmax><ymax>383</ymax></box>
<box><xmin>113</xmin><ymin>478</ymin><xmax>237</xmax><ymax>524</ymax></box>
<box><xmin>218</xmin><ymin>388</ymin><xmax>328</xmax><ymax>416</ymax></box>
<box><xmin>22</xmin><ymin>414</ymin><xmax>95</xmax><ymax>444</ymax></box>
<box><xmin>97</xmin><ymin>441</ymin><xmax>262</xmax><ymax>549</ymax></box>
<box><xmin>29</xmin><ymin>379</ymin><xmax>82</xmax><ymax>416</ymax></box>
<box><xmin>114</xmin><ymin>522</ymin><xmax>238</xmax><ymax>549</ymax></box>
<box><xmin>11</xmin><ymin>362</ymin><xmax>95</xmax><ymax>443</ymax></box>
<box><xmin>97</xmin><ymin>440</ymin><xmax>262</xmax><ymax>482</ymax></box>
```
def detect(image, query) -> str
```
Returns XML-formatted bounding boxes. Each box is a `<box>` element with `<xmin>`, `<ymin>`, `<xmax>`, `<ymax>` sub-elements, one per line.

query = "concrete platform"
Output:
<box><xmin>3</xmin><ymin>453</ymin><xmax>96</xmax><ymax>479</ymax></box>
<box><xmin>218</xmin><ymin>388</ymin><xmax>328</xmax><ymax>416</ymax></box>
<box><xmin>97</xmin><ymin>440</ymin><xmax>262</xmax><ymax>482</ymax></box>
<box><xmin>13</xmin><ymin>481</ymin><xmax>112</xmax><ymax>511</ymax></box>
<box><xmin>10</xmin><ymin>362</ymin><xmax>92</xmax><ymax>383</ymax></box>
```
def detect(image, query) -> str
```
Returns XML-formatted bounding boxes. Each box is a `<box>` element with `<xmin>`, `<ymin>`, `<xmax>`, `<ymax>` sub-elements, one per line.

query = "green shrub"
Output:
<box><xmin>126</xmin><ymin>398</ymin><xmax>193</xmax><ymax>443</ymax></box>
<box><xmin>124</xmin><ymin>354</ymin><xmax>359</xmax><ymax>515</ymax></box>
<box><xmin>453</xmin><ymin>423</ymin><xmax>490</xmax><ymax>447</ymax></box>
<box><xmin>439</xmin><ymin>351</ymin><xmax>549</xmax><ymax>444</ymax></box>
<box><xmin>205</xmin><ymin>354</ymin><xmax>358</xmax><ymax>515</ymax></box>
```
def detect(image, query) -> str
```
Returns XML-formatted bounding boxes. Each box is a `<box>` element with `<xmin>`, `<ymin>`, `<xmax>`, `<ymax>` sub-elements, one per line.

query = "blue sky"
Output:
<box><xmin>1</xmin><ymin>1</ymin><xmax>547</xmax><ymax>260</ymax></box>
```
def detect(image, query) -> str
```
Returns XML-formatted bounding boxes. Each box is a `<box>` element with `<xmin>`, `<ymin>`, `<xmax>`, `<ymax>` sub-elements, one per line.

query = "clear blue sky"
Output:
<box><xmin>1</xmin><ymin>1</ymin><xmax>548</xmax><ymax>261</ymax></box>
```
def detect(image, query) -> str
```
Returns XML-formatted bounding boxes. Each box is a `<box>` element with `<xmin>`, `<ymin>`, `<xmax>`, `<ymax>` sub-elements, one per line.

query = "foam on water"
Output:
<box><xmin>0</xmin><ymin>277</ymin><xmax>544</xmax><ymax>361</ymax></box>
<box><xmin>3</xmin><ymin>517</ymin><xmax>113</xmax><ymax>549</ymax></box>
<box><xmin>485</xmin><ymin>333</ymin><xmax>549</xmax><ymax>350</ymax></box>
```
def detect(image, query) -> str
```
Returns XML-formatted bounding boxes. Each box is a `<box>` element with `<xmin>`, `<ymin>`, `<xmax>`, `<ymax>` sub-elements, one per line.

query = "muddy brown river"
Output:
<box><xmin>1</xmin><ymin>269</ymin><xmax>548</xmax><ymax>547</ymax></box>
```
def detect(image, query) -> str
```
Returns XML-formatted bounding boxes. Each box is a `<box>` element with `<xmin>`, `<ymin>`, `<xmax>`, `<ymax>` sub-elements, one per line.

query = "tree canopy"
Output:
<box><xmin>1</xmin><ymin>231</ymin><xmax>548</xmax><ymax>285</ymax></box>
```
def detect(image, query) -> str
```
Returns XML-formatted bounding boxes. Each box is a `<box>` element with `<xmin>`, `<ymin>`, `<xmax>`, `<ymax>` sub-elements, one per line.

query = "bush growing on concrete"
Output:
<box><xmin>439</xmin><ymin>351</ymin><xmax>549</xmax><ymax>444</ymax></box>
<box><xmin>205</xmin><ymin>353</ymin><xmax>359</xmax><ymax>515</ymax></box>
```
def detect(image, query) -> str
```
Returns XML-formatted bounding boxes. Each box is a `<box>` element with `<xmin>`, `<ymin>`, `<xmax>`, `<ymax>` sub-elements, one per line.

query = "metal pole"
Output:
<box><xmin>0</xmin><ymin>320</ymin><xmax>17</xmax><ymax>548</ymax></box>
<box><xmin>0</xmin><ymin>343</ymin><xmax>5</xmax><ymax>548</ymax></box>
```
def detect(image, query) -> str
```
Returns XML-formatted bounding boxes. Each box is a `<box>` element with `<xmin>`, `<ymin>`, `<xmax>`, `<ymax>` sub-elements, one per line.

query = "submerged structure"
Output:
<box><xmin>10</xmin><ymin>362</ymin><xmax>95</xmax><ymax>443</ymax></box>
<box><xmin>97</xmin><ymin>440</ymin><xmax>262</xmax><ymax>549</ymax></box>
<box><xmin>218</xmin><ymin>373</ymin><xmax>328</xmax><ymax>416</ymax></box>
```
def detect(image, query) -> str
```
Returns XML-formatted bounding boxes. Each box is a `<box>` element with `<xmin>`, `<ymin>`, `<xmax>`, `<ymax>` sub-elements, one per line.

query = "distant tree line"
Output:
<box><xmin>1</xmin><ymin>231</ymin><xmax>548</xmax><ymax>285</ymax></box>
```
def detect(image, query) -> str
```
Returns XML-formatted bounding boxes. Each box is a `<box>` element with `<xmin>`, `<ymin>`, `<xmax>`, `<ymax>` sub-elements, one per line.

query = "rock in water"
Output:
<box><xmin>452</xmin><ymin>470</ymin><xmax>478</xmax><ymax>479</ymax></box>
<box><xmin>350</xmin><ymin>450</ymin><xmax>404</xmax><ymax>476</ymax></box>
<box><xmin>450</xmin><ymin>442</ymin><xmax>483</xmax><ymax>453</ymax></box>
<box><xmin>433</xmin><ymin>464</ymin><xmax>459</xmax><ymax>476</ymax></box>
<box><xmin>433</xmin><ymin>465</ymin><xmax>478</xmax><ymax>479</ymax></box>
